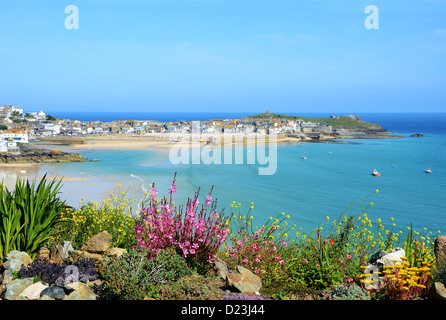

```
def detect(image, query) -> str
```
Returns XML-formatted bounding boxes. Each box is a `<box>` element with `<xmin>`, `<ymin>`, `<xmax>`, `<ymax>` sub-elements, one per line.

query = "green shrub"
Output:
<box><xmin>63</xmin><ymin>185</ymin><xmax>136</xmax><ymax>250</ymax></box>
<box><xmin>433</xmin><ymin>262</ymin><xmax>446</xmax><ymax>286</ymax></box>
<box><xmin>327</xmin><ymin>284</ymin><xmax>371</xmax><ymax>300</ymax></box>
<box><xmin>160</xmin><ymin>274</ymin><xmax>226</xmax><ymax>300</ymax></box>
<box><xmin>98</xmin><ymin>247</ymin><xmax>193</xmax><ymax>300</ymax></box>
<box><xmin>0</xmin><ymin>176</ymin><xmax>69</xmax><ymax>260</ymax></box>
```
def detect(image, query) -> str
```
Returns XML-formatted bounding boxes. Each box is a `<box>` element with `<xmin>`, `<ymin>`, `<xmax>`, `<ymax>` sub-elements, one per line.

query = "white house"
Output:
<box><xmin>0</xmin><ymin>130</ymin><xmax>29</xmax><ymax>143</ymax></box>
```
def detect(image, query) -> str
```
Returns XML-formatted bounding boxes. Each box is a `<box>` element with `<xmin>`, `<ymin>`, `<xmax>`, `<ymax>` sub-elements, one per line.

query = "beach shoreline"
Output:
<box><xmin>55</xmin><ymin>133</ymin><xmax>304</xmax><ymax>151</ymax></box>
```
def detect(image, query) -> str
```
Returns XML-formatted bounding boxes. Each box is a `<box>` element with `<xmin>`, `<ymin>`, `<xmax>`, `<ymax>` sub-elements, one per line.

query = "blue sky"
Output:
<box><xmin>0</xmin><ymin>0</ymin><xmax>445</xmax><ymax>113</ymax></box>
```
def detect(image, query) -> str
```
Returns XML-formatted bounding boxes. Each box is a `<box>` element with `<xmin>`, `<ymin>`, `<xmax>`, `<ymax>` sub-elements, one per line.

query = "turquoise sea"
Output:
<box><xmin>35</xmin><ymin>113</ymin><xmax>446</xmax><ymax>238</ymax></box>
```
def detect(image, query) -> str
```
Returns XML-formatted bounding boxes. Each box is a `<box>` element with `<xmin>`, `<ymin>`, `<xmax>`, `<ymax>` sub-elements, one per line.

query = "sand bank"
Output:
<box><xmin>64</xmin><ymin>133</ymin><xmax>302</xmax><ymax>150</ymax></box>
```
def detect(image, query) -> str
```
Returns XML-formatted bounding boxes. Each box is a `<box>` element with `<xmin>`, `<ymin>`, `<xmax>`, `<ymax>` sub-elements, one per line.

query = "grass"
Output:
<box><xmin>246</xmin><ymin>112</ymin><xmax>382</xmax><ymax>130</ymax></box>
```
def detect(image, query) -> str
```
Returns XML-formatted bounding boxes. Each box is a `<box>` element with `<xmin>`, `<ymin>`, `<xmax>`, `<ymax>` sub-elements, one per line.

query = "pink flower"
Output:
<box><xmin>205</xmin><ymin>194</ymin><xmax>212</xmax><ymax>207</ymax></box>
<box><xmin>243</xmin><ymin>259</ymin><xmax>249</xmax><ymax>263</ymax></box>
<box><xmin>303</xmin><ymin>259</ymin><xmax>308</xmax><ymax>263</ymax></box>
<box><xmin>254</xmin><ymin>270</ymin><xmax>260</xmax><ymax>274</ymax></box>
<box><xmin>347</xmin><ymin>254</ymin><xmax>352</xmax><ymax>259</ymax></box>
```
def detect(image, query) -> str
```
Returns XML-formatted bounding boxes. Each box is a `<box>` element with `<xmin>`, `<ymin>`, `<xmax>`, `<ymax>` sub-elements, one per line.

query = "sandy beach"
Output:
<box><xmin>64</xmin><ymin>133</ymin><xmax>303</xmax><ymax>150</ymax></box>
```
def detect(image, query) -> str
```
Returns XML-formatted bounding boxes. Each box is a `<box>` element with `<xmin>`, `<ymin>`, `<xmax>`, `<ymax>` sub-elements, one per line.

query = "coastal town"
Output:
<box><xmin>0</xmin><ymin>104</ymin><xmax>390</xmax><ymax>155</ymax></box>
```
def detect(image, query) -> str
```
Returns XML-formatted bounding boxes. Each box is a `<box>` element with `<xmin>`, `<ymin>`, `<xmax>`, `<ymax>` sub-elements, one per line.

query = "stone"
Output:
<box><xmin>105</xmin><ymin>247</ymin><xmax>127</xmax><ymax>258</ymax></box>
<box><xmin>369</xmin><ymin>250</ymin><xmax>387</xmax><ymax>264</ymax></box>
<box><xmin>64</xmin><ymin>281</ymin><xmax>83</xmax><ymax>292</ymax></box>
<box><xmin>86</xmin><ymin>279</ymin><xmax>102</xmax><ymax>287</ymax></box>
<box><xmin>57</xmin><ymin>241</ymin><xmax>74</xmax><ymax>260</ymax></box>
<box><xmin>37</xmin><ymin>247</ymin><xmax>50</xmax><ymax>260</ymax></box>
<box><xmin>19</xmin><ymin>281</ymin><xmax>48</xmax><ymax>300</ymax></box>
<box><xmin>3</xmin><ymin>278</ymin><xmax>34</xmax><ymax>300</ymax></box>
<box><xmin>67</xmin><ymin>250</ymin><xmax>103</xmax><ymax>264</ymax></box>
<box><xmin>3</xmin><ymin>251</ymin><xmax>32</xmax><ymax>272</ymax></box>
<box><xmin>363</xmin><ymin>247</ymin><xmax>405</xmax><ymax>290</ymax></box>
<box><xmin>213</xmin><ymin>256</ymin><xmax>230</xmax><ymax>281</ymax></box>
<box><xmin>226</xmin><ymin>266</ymin><xmax>262</xmax><ymax>293</ymax></box>
<box><xmin>1</xmin><ymin>269</ymin><xmax>14</xmax><ymax>285</ymax></box>
<box><xmin>376</xmin><ymin>247</ymin><xmax>405</xmax><ymax>271</ymax></box>
<box><xmin>434</xmin><ymin>235</ymin><xmax>446</xmax><ymax>267</ymax></box>
<box><xmin>40</xmin><ymin>286</ymin><xmax>66</xmax><ymax>300</ymax></box>
<box><xmin>81</xmin><ymin>231</ymin><xmax>112</xmax><ymax>253</ymax></box>
<box><xmin>65</xmin><ymin>283</ymin><xmax>97</xmax><ymax>300</ymax></box>
<box><xmin>427</xmin><ymin>282</ymin><xmax>446</xmax><ymax>300</ymax></box>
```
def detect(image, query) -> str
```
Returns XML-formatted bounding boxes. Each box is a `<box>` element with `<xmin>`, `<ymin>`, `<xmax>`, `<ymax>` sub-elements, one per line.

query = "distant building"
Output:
<box><xmin>0</xmin><ymin>129</ymin><xmax>29</xmax><ymax>143</ymax></box>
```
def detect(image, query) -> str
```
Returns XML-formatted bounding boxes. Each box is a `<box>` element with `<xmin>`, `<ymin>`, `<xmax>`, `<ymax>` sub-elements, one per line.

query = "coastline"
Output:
<box><xmin>61</xmin><ymin>133</ymin><xmax>304</xmax><ymax>151</ymax></box>
<box><xmin>35</xmin><ymin>130</ymin><xmax>401</xmax><ymax>152</ymax></box>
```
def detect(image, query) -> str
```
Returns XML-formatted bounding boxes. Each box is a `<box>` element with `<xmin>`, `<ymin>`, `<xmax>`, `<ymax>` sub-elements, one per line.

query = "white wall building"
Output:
<box><xmin>0</xmin><ymin>130</ymin><xmax>29</xmax><ymax>143</ymax></box>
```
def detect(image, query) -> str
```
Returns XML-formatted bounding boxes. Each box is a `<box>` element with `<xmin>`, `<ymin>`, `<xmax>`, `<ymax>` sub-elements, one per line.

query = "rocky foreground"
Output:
<box><xmin>1</xmin><ymin>232</ymin><xmax>446</xmax><ymax>301</ymax></box>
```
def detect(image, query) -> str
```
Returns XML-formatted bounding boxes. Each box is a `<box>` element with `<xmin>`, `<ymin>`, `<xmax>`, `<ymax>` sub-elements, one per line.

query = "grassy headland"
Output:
<box><xmin>246</xmin><ymin>112</ymin><xmax>384</xmax><ymax>130</ymax></box>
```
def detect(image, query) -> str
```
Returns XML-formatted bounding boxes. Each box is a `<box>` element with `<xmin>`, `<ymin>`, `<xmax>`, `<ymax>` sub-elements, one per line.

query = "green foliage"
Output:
<box><xmin>327</xmin><ymin>284</ymin><xmax>371</xmax><ymax>300</ymax></box>
<box><xmin>246</xmin><ymin>112</ymin><xmax>379</xmax><ymax>129</ymax></box>
<box><xmin>0</xmin><ymin>176</ymin><xmax>69</xmax><ymax>260</ymax></box>
<box><xmin>98</xmin><ymin>248</ymin><xmax>194</xmax><ymax>300</ymax></box>
<box><xmin>261</xmin><ymin>277</ymin><xmax>319</xmax><ymax>300</ymax></box>
<box><xmin>160</xmin><ymin>274</ymin><xmax>226</xmax><ymax>300</ymax></box>
<box><xmin>62</xmin><ymin>185</ymin><xmax>136</xmax><ymax>250</ymax></box>
<box><xmin>432</xmin><ymin>263</ymin><xmax>446</xmax><ymax>286</ymax></box>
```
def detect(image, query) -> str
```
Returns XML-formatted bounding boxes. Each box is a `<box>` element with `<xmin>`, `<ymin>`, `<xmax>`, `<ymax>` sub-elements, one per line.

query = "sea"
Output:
<box><xmin>30</xmin><ymin>112</ymin><xmax>446</xmax><ymax>240</ymax></box>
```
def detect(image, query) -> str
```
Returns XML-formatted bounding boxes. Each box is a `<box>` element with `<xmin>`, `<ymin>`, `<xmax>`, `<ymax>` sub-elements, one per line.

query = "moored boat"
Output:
<box><xmin>372</xmin><ymin>169</ymin><xmax>381</xmax><ymax>176</ymax></box>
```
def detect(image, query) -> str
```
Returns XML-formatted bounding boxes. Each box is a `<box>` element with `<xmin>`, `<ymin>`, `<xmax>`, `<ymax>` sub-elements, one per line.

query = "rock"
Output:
<box><xmin>36</xmin><ymin>247</ymin><xmax>50</xmax><ymax>261</ymax></box>
<box><xmin>427</xmin><ymin>282</ymin><xmax>446</xmax><ymax>300</ymax></box>
<box><xmin>363</xmin><ymin>248</ymin><xmax>405</xmax><ymax>290</ymax></box>
<box><xmin>226</xmin><ymin>266</ymin><xmax>262</xmax><ymax>294</ymax></box>
<box><xmin>64</xmin><ymin>281</ymin><xmax>83</xmax><ymax>292</ymax></box>
<box><xmin>40</xmin><ymin>286</ymin><xmax>66</xmax><ymax>300</ymax></box>
<box><xmin>434</xmin><ymin>235</ymin><xmax>446</xmax><ymax>267</ymax></box>
<box><xmin>19</xmin><ymin>281</ymin><xmax>48</xmax><ymax>300</ymax></box>
<box><xmin>368</xmin><ymin>250</ymin><xmax>388</xmax><ymax>264</ymax></box>
<box><xmin>376</xmin><ymin>247</ymin><xmax>405</xmax><ymax>271</ymax></box>
<box><xmin>3</xmin><ymin>278</ymin><xmax>34</xmax><ymax>300</ymax></box>
<box><xmin>65</xmin><ymin>283</ymin><xmax>97</xmax><ymax>300</ymax></box>
<box><xmin>105</xmin><ymin>247</ymin><xmax>127</xmax><ymax>258</ymax></box>
<box><xmin>410</xmin><ymin>133</ymin><xmax>423</xmax><ymax>137</ymax></box>
<box><xmin>1</xmin><ymin>269</ymin><xmax>14</xmax><ymax>285</ymax></box>
<box><xmin>81</xmin><ymin>231</ymin><xmax>112</xmax><ymax>254</ymax></box>
<box><xmin>67</xmin><ymin>250</ymin><xmax>103</xmax><ymax>264</ymax></box>
<box><xmin>213</xmin><ymin>256</ymin><xmax>230</xmax><ymax>281</ymax></box>
<box><xmin>3</xmin><ymin>251</ymin><xmax>32</xmax><ymax>272</ymax></box>
<box><xmin>57</xmin><ymin>241</ymin><xmax>74</xmax><ymax>260</ymax></box>
<box><xmin>86</xmin><ymin>279</ymin><xmax>102</xmax><ymax>287</ymax></box>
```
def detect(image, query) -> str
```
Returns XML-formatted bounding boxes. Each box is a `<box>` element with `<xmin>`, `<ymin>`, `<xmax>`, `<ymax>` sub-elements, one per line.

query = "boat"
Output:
<box><xmin>302</xmin><ymin>155</ymin><xmax>307</xmax><ymax>160</ymax></box>
<box><xmin>372</xmin><ymin>169</ymin><xmax>381</xmax><ymax>176</ymax></box>
<box><xmin>426</xmin><ymin>167</ymin><xmax>432</xmax><ymax>173</ymax></box>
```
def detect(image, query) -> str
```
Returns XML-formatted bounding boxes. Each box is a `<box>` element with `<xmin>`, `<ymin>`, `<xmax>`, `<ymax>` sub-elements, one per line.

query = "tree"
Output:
<box><xmin>0</xmin><ymin>125</ymin><xmax>8</xmax><ymax>131</ymax></box>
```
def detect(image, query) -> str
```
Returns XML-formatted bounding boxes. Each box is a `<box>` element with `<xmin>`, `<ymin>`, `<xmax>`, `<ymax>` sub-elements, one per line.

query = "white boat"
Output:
<box><xmin>372</xmin><ymin>169</ymin><xmax>381</xmax><ymax>176</ymax></box>
<box><xmin>302</xmin><ymin>155</ymin><xmax>307</xmax><ymax>160</ymax></box>
<box><xmin>426</xmin><ymin>167</ymin><xmax>432</xmax><ymax>173</ymax></box>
